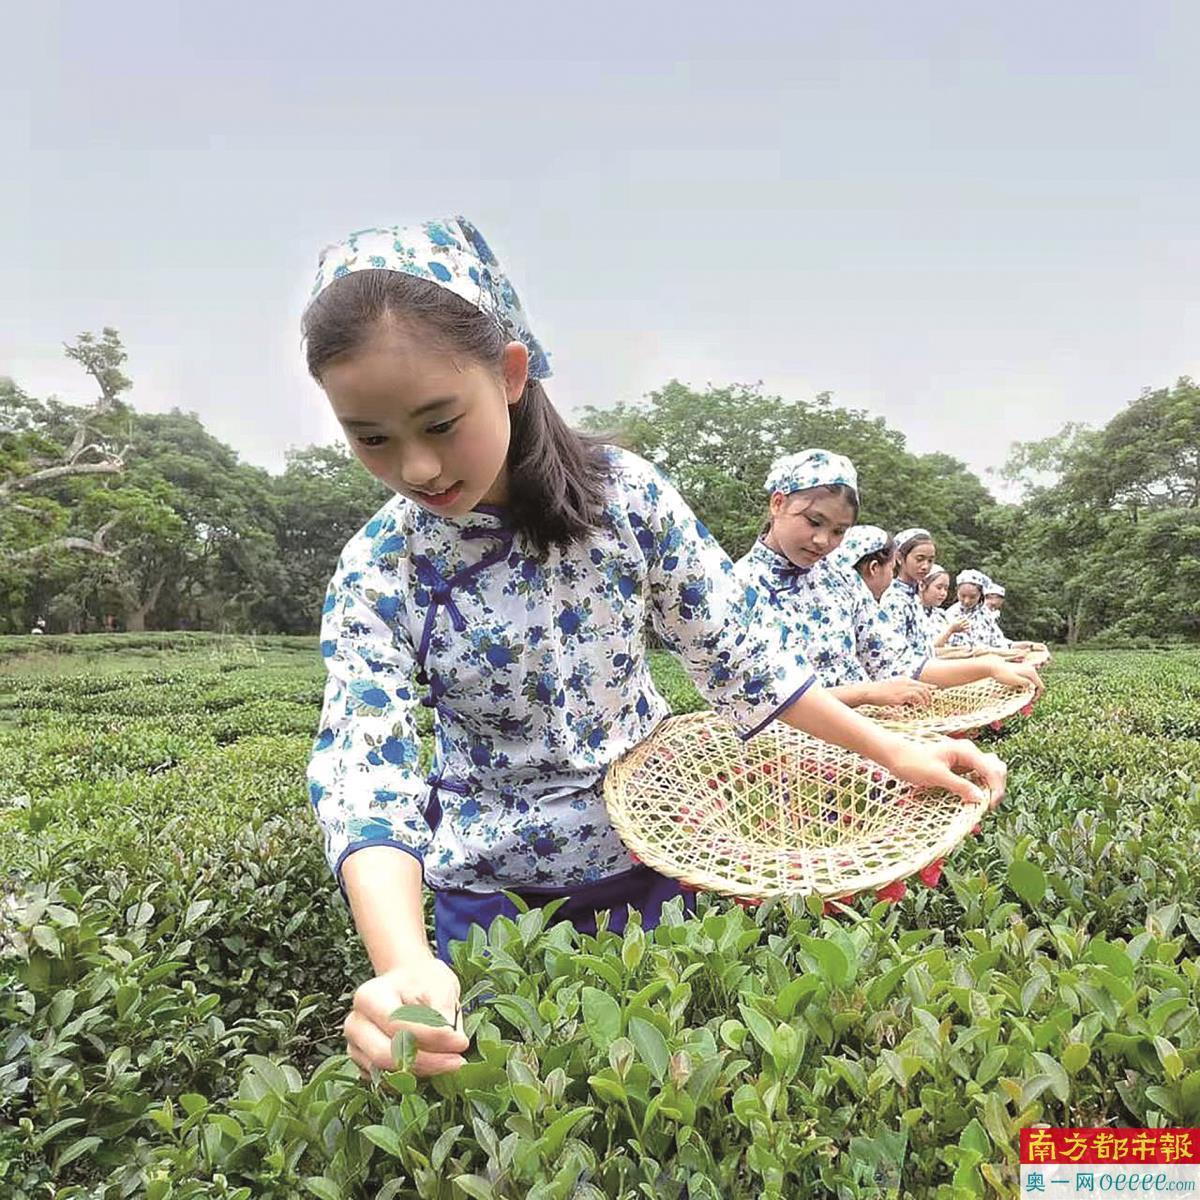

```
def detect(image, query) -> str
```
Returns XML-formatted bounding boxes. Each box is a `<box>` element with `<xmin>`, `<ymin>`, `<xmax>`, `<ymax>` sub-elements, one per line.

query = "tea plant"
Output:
<box><xmin>1</xmin><ymin>637</ymin><xmax>1197</xmax><ymax>1198</ymax></box>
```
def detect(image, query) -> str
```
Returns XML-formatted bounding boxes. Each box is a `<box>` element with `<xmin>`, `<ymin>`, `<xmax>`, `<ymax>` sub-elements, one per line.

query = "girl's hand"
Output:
<box><xmin>990</xmin><ymin>659</ymin><xmax>1044</xmax><ymax>699</ymax></box>
<box><xmin>948</xmin><ymin>617</ymin><xmax>971</xmax><ymax>635</ymax></box>
<box><xmin>344</xmin><ymin>953</ymin><xmax>469</xmax><ymax>1078</ymax></box>
<box><xmin>870</xmin><ymin>677</ymin><xmax>938</xmax><ymax>709</ymax></box>
<box><xmin>882</xmin><ymin>736</ymin><xmax>1006</xmax><ymax>811</ymax></box>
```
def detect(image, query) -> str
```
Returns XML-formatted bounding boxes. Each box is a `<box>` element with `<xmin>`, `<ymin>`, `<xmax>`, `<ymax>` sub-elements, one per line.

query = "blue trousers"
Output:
<box><xmin>432</xmin><ymin>865</ymin><xmax>696</xmax><ymax>965</ymax></box>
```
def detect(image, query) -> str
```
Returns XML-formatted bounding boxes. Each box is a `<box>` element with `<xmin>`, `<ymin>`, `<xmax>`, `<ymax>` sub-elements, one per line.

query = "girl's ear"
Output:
<box><xmin>768</xmin><ymin>491</ymin><xmax>786</xmax><ymax>519</ymax></box>
<box><xmin>500</xmin><ymin>341</ymin><xmax>530</xmax><ymax>406</ymax></box>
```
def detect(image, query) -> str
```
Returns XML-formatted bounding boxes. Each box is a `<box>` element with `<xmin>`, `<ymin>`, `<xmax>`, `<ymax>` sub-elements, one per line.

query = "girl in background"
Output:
<box><xmin>878</xmin><ymin>528</ymin><xmax>938</xmax><ymax>664</ymax></box>
<box><xmin>736</xmin><ymin>458</ymin><xmax>1042</xmax><ymax>707</ymax></box>
<box><xmin>921</xmin><ymin>565</ymin><xmax>969</xmax><ymax>648</ymax></box>
<box><xmin>984</xmin><ymin>581</ymin><xmax>1009</xmax><ymax>636</ymax></box>
<box><xmin>734</xmin><ymin>469</ymin><xmax>935</xmax><ymax>710</ymax></box>
<box><xmin>946</xmin><ymin>570</ymin><xmax>1005</xmax><ymax>648</ymax></box>
<box><xmin>983</xmin><ymin>581</ymin><xmax>1038</xmax><ymax>651</ymax></box>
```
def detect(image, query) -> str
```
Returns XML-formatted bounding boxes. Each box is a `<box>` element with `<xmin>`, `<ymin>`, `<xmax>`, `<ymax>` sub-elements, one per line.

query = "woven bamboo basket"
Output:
<box><xmin>991</xmin><ymin>645</ymin><xmax>1037</xmax><ymax>662</ymax></box>
<box><xmin>935</xmin><ymin>643</ymin><xmax>1050</xmax><ymax>668</ymax></box>
<box><xmin>604</xmin><ymin>710</ymin><xmax>988</xmax><ymax>901</ymax></box>
<box><xmin>858</xmin><ymin>676</ymin><xmax>1035</xmax><ymax>734</ymax></box>
<box><xmin>933</xmin><ymin>645</ymin><xmax>976</xmax><ymax>660</ymax></box>
<box><xmin>987</xmin><ymin>643</ymin><xmax>1051</xmax><ymax>668</ymax></box>
<box><xmin>935</xmin><ymin>643</ymin><xmax>1022</xmax><ymax>660</ymax></box>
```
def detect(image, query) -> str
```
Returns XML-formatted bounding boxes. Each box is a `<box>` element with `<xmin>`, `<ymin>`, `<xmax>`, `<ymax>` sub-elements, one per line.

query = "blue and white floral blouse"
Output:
<box><xmin>924</xmin><ymin>604</ymin><xmax>950</xmax><ymax>642</ymax></box>
<box><xmin>988</xmin><ymin>609</ymin><xmax>1012</xmax><ymax>646</ymax></box>
<box><xmin>308</xmin><ymin>448</ymin><xmax>816</xmax><ymax>895</ymax></box>
<box><xmin>733</xmin><ymin>540</ymin><xmax>924</xmax><ymax>687</ymax></box>
<box><xmin>879</xmin><ymin>579</ymin><xmax>936</xmax><ymax>665</ymax></box>
<box><xmin>945</xmin><ymin>601</ymin><xmax>1008</xmax><ymax>648</ymax></box>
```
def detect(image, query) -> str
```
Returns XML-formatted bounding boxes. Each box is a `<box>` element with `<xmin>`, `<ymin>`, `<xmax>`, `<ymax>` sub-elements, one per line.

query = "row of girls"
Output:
<box><xmin>301</xmin><ymin>216</ymin><xmax>1011</xmax><ymax>1080</ymax></box>
<box><xmin>930</xmin><ymin>568</ymin><xmax>1022</xmax><ymax>652</ymax></box>
<box><xmin>733</xmin><ymin>451</ymin><xmax>1042</xmax><ymax>711</ymax></box>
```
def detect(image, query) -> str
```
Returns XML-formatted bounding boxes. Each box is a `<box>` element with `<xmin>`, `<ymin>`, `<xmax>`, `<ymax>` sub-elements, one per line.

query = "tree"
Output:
<box><xmin>0</xmin><ymin>329</ymin><xmax>131</xmax><ymax>508</ymax></box>
<box><xmin>992</xmin><ymin>378</ymin><xmax>1200</xmax><ymax>643</ymax></box>
<box><xmin>0</xmin><ymin>333</ymin><xmax>139</xmax><ymax>631</ymax></box>
<box><xmin>580</xmin><ymin>381</ymin><xmax>1001</xmax><ymax>564</ymax></box>
<box><xmin>268</xmin><ymin>445</ymin><xmax>390</xmax><ymax>632</ymax></box>
<box><xmin>115</xmin><ymin>409</ymin><xmax>282</xmax><ymax>631</ymax></box>
<box><xmin>3</xmin><ymin>330</ymin><xmax>1194</xmax><ymax>645</ymax></box>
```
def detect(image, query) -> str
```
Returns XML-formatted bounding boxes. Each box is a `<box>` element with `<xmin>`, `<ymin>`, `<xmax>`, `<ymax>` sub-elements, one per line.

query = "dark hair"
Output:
<box><xmin>855</xmin><ymin>536</ymin><xmax>895</xmax><ymax>573</ymax></box>
<box><xmin>760</xmin><ymin>483</ymin><xmax>860</xmax><ymax>537</ymax></box>
<box><xmin>302</xmin><ymin>270</ymin><xmax>611</xmax><ymax>557</ymax></box>
<box><xmin>897</xmin><ymin>532</ymin><xmax>935</xmax><ymax>561</ymax></box>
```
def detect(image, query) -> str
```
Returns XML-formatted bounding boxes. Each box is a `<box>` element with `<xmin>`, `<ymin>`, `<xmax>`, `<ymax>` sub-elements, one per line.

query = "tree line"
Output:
<box><xmin>2</xmin><ymin>330</ymin><xmax>1196</xmax><ymax>644</ymax></box>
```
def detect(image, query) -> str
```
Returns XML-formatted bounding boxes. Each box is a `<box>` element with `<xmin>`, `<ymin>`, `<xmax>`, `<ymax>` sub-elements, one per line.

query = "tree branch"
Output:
<box><xmin>93</xmin><ymin>517</ymin><xmax>120</xmax><ymax>551</ymax></box>
<box><xmin>0</xmin><ymin>458</ymin><xmax>125</xmax><ymax>497</ymax></box>
<box><xmin>142</xmin><ymin>574</ymin><xmax>166</xmax><ymax>612</ymax></box>
<box><xmin>69</xmin><ymin>440</ymin><xmax>116</xmax><ymax>466</ymax></box>
<box><xmin>6</xmin><ymin>532</ymin><xmax>118</xmax><ymax>561</ymax></box>
<box><xmin>3</xmin><ymin>512</ymin><xmax>122</xmax><ymax>562</ymax></box>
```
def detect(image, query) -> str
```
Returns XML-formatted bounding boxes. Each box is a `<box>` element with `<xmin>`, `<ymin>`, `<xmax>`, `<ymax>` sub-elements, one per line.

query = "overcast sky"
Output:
<box><xmin>5</xmin><ymin>1</ymin><xmax>1196</xmax><ymax>497</ymax></box>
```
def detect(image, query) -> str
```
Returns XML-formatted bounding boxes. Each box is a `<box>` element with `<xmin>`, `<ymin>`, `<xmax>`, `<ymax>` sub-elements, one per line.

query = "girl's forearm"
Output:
<box><xmin>341</xmin><ymin>846</ymin><xmax>433</xmax><ymax>973</ymax></box>
<box><xmin>776</xmin><ymin>684</ymin><xmax>908</xmax><ymax>773</ymax></box>
<box><xmin>827</xmin><ymin>683</ymin><xmax>871</xmax><ymax>708</ymax></box>
<box><xmin>919</xmin><ymin>658</ymin><xmax>988</xmax><ymax>687</ymax></box>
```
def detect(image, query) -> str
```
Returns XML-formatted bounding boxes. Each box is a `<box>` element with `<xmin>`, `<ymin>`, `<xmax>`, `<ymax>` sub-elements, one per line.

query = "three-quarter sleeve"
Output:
<box><xmin>852</xmin><ymin>579</ymin><xmax>925</xmax><ymax>680</ymax></box>
<box><xmin>621</xmin><ymin>455</ymin><xmax>817</xmax><ymax>739</ymax></box>
<box><xmin>307</xmin><ymin>544</ymin><xmax>430</xmax><ymax>895</ymax></box>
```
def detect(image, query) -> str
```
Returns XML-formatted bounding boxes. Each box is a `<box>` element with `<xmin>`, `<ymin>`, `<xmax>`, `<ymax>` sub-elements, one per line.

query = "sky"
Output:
<box><xmin>4</xmin><ymin>1</ymin><xmax>1197</xmax><ymax>498</ymax></box>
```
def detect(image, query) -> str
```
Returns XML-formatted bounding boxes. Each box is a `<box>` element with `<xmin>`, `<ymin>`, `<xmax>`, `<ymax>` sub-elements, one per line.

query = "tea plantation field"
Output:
<box><xmin>2</xmin><ymin>636</ymin><xmax>1199</xmax><ymax>1198</ymax></box>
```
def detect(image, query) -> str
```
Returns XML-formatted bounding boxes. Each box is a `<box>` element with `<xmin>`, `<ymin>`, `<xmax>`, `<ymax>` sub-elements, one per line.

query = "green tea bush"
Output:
<box><xmin>0</xmin><ymin>633</ymin><xmax>316</xmax><ymax>662</ymax></box>
<box><xmin>1</xmin><ymin>638</ymin><xmax>1198</xmax><ymax>1197</ymax></box>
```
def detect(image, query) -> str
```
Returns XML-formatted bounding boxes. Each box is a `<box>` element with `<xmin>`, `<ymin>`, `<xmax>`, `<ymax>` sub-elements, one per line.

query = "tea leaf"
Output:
<box><xmin>1007</xmin><ymin>860</ymin><xmax>1046</xmax><ymax>909</ymax></box>
<box><xmin>431</xmin><ymin>1124</ymin><xmax>464</xmax><ymax>1171</ymax></box>
<box><xmin>629</xmin><ymin>1016</ymin><xmax>669</xmax><ymax>1083</ymax></box>
<box><xmin>797</xmin><ymin>934</ymin><xmax>851</xmax><ymax>989</ymax></box>
<box><xmin>453</xmin><ymin>1174</ymin><xmax>496</xmax><ymax>1199</ymax></box>
<box><xmin>54</xmin><ymin>1135</ymin><xmax>103</xmax><ymax>1171</ymax></box>
<box><xmin>362</xmin><ymin>1124</ymin><xmax>407</xmax><ymax>1157</ymax></box>
<box><xmin>390</xmin><ymin>1003</ymin><xmax>452</xmax><ymax>1028</ymax></box>
<box><xmin>303</xmin><ymin>1179</ymin><xmax>342</xmax><ymax>1200</ymax></box>
<box><xmin>1031</xmin><ymin>1052</ymin><xmax>1070</xmax><ymax>1104</ymax></box>
<box><xmin>538</xmin><ymin>1107</ymin><xmax>595</xmax><ymax>1158</ymax></box>
<box><xmin>1061</xmin><ymin>1043</ymin><xmax>1091</xmax><ymax>1075</ymax></box>
<box><xmin>581</xmin><ymin>987</ymin><xmax>622</xmax><ymax>1049</ymax></box>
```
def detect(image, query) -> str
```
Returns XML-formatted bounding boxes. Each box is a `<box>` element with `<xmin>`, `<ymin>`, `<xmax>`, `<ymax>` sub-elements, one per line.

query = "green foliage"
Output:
<box><xmin>995</xmin><ymin>378</ymin><xmax>1200</xmax><ymax>643</ymax></box>
<box><xmin>268</xmin><ymin>446</ymin><xmax>391</xmax><ymax>634</ymax></box>
<box><xmin>5</xmin><ymin>332</ymin><xmax>1197</xmax><ymax>647</ymax></box>
<box><xmin>3</xmin><ymin>640</ymin><xmax>1200</xmax><ymax>1196</ymax></box>
<box><xmin>580</xmin><ymin>381</ymin><xmax>997</xmax><ymax>566</ymax></box>
<box><xmin>62</xmin><ymin>328</ymin><xmax>132</xmax><ymax>406</ymax></box>
<box><xmin>1</xmin><ymin>333</ymin><xmax>388</xmax><ymax>636</ymax></box>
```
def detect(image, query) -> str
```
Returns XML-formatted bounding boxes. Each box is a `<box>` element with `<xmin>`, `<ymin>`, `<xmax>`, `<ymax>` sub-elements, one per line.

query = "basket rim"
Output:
<box><xmin>603</xmin><ymin>710</ymin><xmax>990</xmax><ymax>900</ymax></box>
<box><xmin>858</xmin><ymin>676</ymin><xmax>1035</xmax><ymax>733</ymax></box>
